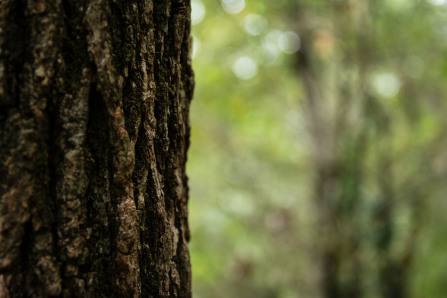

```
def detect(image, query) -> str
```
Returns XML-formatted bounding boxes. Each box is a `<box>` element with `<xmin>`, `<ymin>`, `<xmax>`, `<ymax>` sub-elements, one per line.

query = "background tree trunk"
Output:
<box><xmin>0</xmin><ymin>0</ymin><xmax>193</xmax><ymax>296</ymax></box>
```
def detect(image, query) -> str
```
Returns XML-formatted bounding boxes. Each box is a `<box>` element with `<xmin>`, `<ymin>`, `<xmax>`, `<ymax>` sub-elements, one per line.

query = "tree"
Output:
<box><xmin>0</xmin><ymin>0</ymin><xmax>193</xmax><ymax>296</ymax></box>
<box><xmin>293</xmin><ymin>2</ymin><xmax>427</xmax><ymax>297</ymax></box>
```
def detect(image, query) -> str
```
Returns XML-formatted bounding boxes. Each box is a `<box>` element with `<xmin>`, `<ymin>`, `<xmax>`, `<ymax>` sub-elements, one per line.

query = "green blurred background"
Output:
<box><xmin>187</xmin><ymin>0</ymin><xmax>447</xmax><ymax>297</ymax></box>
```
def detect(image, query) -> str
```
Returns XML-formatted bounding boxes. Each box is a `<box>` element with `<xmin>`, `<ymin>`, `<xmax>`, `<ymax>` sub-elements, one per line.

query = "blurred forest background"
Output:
<box><xmin>187</xmin><ymin>0</ymin><xmax>447</xmax><ymax>297</ymax></box>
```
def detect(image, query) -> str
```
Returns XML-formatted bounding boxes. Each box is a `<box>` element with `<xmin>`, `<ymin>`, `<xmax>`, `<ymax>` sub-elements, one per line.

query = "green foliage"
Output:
<box><xmin>188</xmin><ymin>0</ymin><xmax>447</xmax><ymax>297</ymax></box>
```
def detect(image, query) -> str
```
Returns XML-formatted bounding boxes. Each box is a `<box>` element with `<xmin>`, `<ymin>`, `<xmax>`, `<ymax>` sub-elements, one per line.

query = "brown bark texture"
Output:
<box><xmin>0</xmin><ymin>0</ymin><xmax>194</xmax><ymax>297</ymax></box>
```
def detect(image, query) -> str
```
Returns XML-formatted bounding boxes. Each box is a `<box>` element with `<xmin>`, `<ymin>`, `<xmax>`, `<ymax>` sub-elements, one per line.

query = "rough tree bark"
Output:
<box><xmin>0</xmin><ymin>0</ymin><xmax>194</xmax><ymax>296</ymax></box>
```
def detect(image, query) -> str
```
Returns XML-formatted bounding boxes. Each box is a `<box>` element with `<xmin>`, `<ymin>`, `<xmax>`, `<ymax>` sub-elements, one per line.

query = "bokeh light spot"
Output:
<box><xmin>191</xmin><ymin>0</ymin><xmax>206</xmax><ymax>25</ymax></box>
<box><xmin>221</xmin><ymin>0</ymin><xmax>245</xmax><ymax>15</ymax></box>
<box><xmin>192</xmin><ymin>35</ymin><xmax>200</xmax><ymax>58</ymax></box>
<box><xmin>373</xmin><ymin>73</ymin><xmax>401</xmax><ymax>98</ymax></box>
<box><xmin>278</xmin><ymin>31</ymin><xmax>301</xmax><ymax>54</ymax></box>
<box><xmin>232</xmin><ymin>56</ymin><xmax>258</xmax><ymax>80</ymax></box>
<box><xmin>427</xmin><ymin>0</ymin><xmax>447</xmax><ymax>6</ymax></box>
<box><xmin>244</xmin><ymin>14</ymin><xmax>268</xmax><ymax>36</ymax></box>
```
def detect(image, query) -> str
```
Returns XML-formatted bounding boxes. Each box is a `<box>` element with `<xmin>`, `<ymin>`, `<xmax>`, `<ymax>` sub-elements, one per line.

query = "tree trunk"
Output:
<box><xmin>0</xmin><ymin>0</ymin><xmax>194</xmax><ymax>297</ymax></box>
